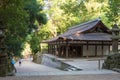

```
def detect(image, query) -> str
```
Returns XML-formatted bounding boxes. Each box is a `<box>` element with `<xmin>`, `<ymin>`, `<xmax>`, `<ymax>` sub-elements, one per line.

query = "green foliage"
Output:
<box><xmin>106</xmin><ymin>0</ymin><xmax>120</xmax><ymax>25</ymax></box>
<box><xmin>0</xmin><ymin>0</ymin><xmax>47</xmax><ymax>57</ymax></box>
<box><xmin>39</xmin><ymin>0</ymin><xmax>119</xmax><ymax>48</ymax></box>
<box><xmin>36</xmin><ymin>13</ymin><xmax>47</xmax><ymax>25</ymax></box>
<box><xmin>39</xmin><ymin>26</ymin><xmax>51</xmax><ymax>40</ymax></box>
<box><xmin>1</xmin><ymin>0</ymin><xmax>119</xmax><ymax>57</ymax></box>
<box><xmin>0</xmin><ymin>0</ymin><xmax>28</xmax><ymax>56</ymax></box>
<box><xmin>29</xmin><ymin>33</ymin><xmax>40</xmax><ymax>54</ymax></box>
<box><xmin>25</xmin><ymin>0</ymin><xmax>47</xmax><ymax>33</ymax></box>
<box><xmin>41</xmin><ymin>0</ymin><xmax>110</xmax><ymax>39</ymax></box>
<box><xmin>61</xmin><ymin>0</ymin><xmax>108</xmax><ymax>24</ymax></box>
<box><xmin>25</xmin><ymin>0</ymin><xmax>48</xmax><ymax>55</ymax></box>
<box><xmin>61</xmin><ymin>0</ymin><xmax>87</xmax><ymax>17</ymax></box>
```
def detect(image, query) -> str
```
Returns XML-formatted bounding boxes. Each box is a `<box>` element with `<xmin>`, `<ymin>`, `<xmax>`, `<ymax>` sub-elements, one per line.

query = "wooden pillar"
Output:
<box><xmin>75</xmin><ymin>45</ymin><xmax>77</xmax><ymax>57</ymax></box>
<box><xmin>61</xmin><ymin>40</ymin><xmax>64</xmax><ymax>57</ymax></box>
<box><xmin>86</xmin><ymin>41</ymin><xmax>89</xmax><ymax>58</ymax></box>
<box><xmin>48</xmin><ymin>44</ymin><xmax>50</xmax><ymax>53</ymax></box>
<box><xmin>66</xmin><ymin>41</ymin><xmax>69</xmax><ymax>58</ymax></box>
<box><xmin>50</xmin><ymin>44</ymin><xmax>51</xmax><ymax>54</ymax></box>
<box><xmin>58</xmin><ymin>40</ymin><xmax>61</xmax><ymax>57</ymax></box>
<box><xmin>95</xmin><ymin>45</ymin><xmax>97</xmax><ymax>56</ymax></box>
<box><xmin>101</xmin><ymin>42</ymin><xmax>104</xmax><ymax>56</ymax></box>
<box><xmin>109</xmin><ymin>45</ymin><xmax>110</xmax><ymax>54</ymax></box>
<box><xmin>53</xmin><ymin>44</ymin><xmax>55</xmax><ymax>55</ymax></box>
<box><xmin>51</xmin><ymin>44</ymin><xmax>54</xmax><ymax>55</ymax></box>
<box><xmin>56</xmin><ymin>41</ymin><xmax>59</xmax><ymax>56</ymax></box>
<box><xmin>50</xmin><ymin>44</ymin><xmax>52</xmax><ymax>54</ymax></box>
<box><xmin>49</xmin><ymin>44</ymin><xmax>50</xmax><ymax>54</ymax></box>
<box><xmin>55</xmin><ymin>41</ymin><xmax>58</xmax><ymax>56</ymax></box>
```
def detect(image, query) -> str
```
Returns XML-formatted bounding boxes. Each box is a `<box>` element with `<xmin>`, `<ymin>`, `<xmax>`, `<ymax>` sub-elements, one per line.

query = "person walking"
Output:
<box><xmin>11</xmin><ymin>58</ymin><xmax>17</xmax><ymax>73</ymax></box>
<box><xmin>19</xmin><ymin>59</ymin><xmax>22</xmax><ymax>66</ymax></box>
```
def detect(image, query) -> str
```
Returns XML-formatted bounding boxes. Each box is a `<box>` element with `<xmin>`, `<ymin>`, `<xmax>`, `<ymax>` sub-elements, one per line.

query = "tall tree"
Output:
<box><xmin>39</xmin><ymin>0</ymin><xmax>79</xmax><ymax>38</ymax></box>
<box><xmin>0</xmin><ymin>0</ymin><xmax>28</xmax><ymax>56</ymax></box>
<box><xmin>24</xmin><ymin>0</ymin><xmax>47</xmax><ymax>60</ymax></box>
<box><xmin>0</xmin><ymin>0</ymin><xmax>47</xmax><ymax>57</ymax></box>
<box><xmin>24</xmin><ymin>0</ymin><xmax>47</xmax><ymax>33</ymax></box>
<box><xmin>0</xmin><ymin>0</ymin><xmax>30</xmax><ymax>75</ymax></box>
<box><xmin>106</xmin><ymin>0</ymin><xmax>120</xmax><ymax>25</ymax></box>
<box><xmin>61</xmin><ymin>0</ymin><xmax>108</xmax><ymax>24</ymax></box>
<box><xmin>41</xmin><ymin>0</ymin><xmax>109</xmax><ymax>39</ymax></box>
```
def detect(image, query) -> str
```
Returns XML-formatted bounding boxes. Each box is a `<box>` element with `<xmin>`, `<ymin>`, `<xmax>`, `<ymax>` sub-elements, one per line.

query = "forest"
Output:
<box><xmin>0</xmin><ymin>0</ymin><xmax>120</xmax><ymax>59</ymax></box>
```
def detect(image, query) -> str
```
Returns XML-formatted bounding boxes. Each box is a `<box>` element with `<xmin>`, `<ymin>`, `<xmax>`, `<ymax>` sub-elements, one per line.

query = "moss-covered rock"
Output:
<box><xmin>103</xmin><ymin>53</ymin><xmax>120</xmax><ymax>70</ymax></box>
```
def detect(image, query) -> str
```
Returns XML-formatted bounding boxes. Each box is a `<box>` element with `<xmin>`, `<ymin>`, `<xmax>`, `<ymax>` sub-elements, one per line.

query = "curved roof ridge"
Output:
<box><xmin>43</xmin><ymin>18</ymin><xmax>111</xmax><ymax>43</ymax></box>
<box><xmin>69</xmin><ymin>18</ymin><xmax>101</xmax><ymax>30</ymax></box>
<box><xmin>60</xmin><ymin>18</ymin><xmax>101</xmax><ymax>37</ymax></box>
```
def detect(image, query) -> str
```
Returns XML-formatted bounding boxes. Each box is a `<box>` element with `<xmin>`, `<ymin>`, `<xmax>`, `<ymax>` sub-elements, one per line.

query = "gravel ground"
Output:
<box><xmin>0</xmin><ymin>74</ymin><xmax>120</xmax><ymax>80</ymax></box>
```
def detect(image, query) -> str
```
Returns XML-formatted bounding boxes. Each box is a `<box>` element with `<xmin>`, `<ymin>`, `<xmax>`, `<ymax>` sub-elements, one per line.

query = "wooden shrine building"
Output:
<box><xmin>43</xmin><ymin>18</ymin><xmax>113</xmax><ymax>58</ymax></box>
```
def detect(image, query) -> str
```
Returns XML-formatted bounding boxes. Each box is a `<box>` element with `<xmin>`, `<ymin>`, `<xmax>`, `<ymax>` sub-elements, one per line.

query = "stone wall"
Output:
<box><xmin>41</xmin><ymin>54</ymin><xmax>81</xmax><ymax>71</ymax></box>
<box><xmin>102</xmin><ymin>53</ymin><xmax>120</xmax><ymax>69</ymax></box>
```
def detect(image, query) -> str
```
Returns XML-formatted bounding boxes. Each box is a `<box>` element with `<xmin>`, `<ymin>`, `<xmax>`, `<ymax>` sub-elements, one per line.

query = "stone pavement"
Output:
<box><xmin>62</xmin><ymin>58</ymin><xmax>105</xmax><ymax>70</ymax></box>
<box><xmin>0</xmin><ymin>58</ymin><xmax>120</xmax><ymax>80</ymax></box>
<box><xmin>14</xmin><ymin>58</ymin><xmax>119</xmax><ymax>76</ymax></box>
<box><xmin>15</xmin><ymin>59</ymin><xmax>60</xmax><ymax>73</ymax></box>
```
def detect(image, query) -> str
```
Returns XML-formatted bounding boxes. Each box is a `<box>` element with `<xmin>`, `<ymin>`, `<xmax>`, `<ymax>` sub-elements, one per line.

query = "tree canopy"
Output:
<box><xmin>41</xmin><ymin>0</ymin><xmax>120</xmax><ymax>40</ymax></box>
<box><xmin>0</xmin><ymin>0</ymin><xmax>120</xmax><ymax>57</ymax></box>
<box><xmin>24</xmin><ymin>0</ymin><xmax>47</xmax><ymax>55</ymax></box>
<box><xmin>106</xmin><ymin>0</ymin><xmax>120</xmax><ymax>25</ymax></box>
<box><xmin>0</xmin><ymin>0</ymin><xmax>47</xmax><ymax>57</ymax></box>
<box><xmin>0</xmin><ymin>0</ymin><xmax>28</xmax><ymax>56</ymax></box>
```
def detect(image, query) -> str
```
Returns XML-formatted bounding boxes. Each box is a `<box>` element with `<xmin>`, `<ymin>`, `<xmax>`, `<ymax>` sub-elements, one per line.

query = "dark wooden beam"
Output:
<box><xmin>66</xmin><ymin>41</ymin><xmax>69</xmax><ymax>58</ymax></box>
<box><xmin>95</xmin><ymin>45</ymin><xmax>97</xmax><ymax>56</ymax></box>
<box><xmin>109</xmin><ymin>45</ymin><xmax>111</xmax><ymax>54</ymax></box>
<box><xmin>48</xmin><ymin>44</ymin><xmax>50</xmax><ymax>53</ymax></box>
<box><xmin>101</xmin><ymin>42</ymin><xmax>104</xmax><ymax>56</ymax></box>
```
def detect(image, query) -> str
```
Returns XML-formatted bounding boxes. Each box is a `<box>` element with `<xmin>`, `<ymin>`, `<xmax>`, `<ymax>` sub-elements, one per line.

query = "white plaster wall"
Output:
<box><xmin>89</xmin><ymin>45</ymin><xmax>95</xmax><ymax>56</ymax></box>
<box><xmin>83</xmin><ymin>45</ymin><xmax>87</xmax><ymax>56</ymax></box>
<box><xmin>110</xmin><ymin>45</ymin><xmax>112</xmax><ymax>52</ymax></box>
<box><xmin>103</xmin><ymin>46</ymin><xmax>109</xmax><ymax>55</ymax></box>
<box><xmin>97</xmin><ymin>46</ymin><xmax>102</xmax><ymax>56</ymax></box>
<box><xmin>83</xmin><ymin>45</ymin><xmax>110</xmax><ymax>56</ymax></box>
<box><xmin>97</xmin><ymin>45</ymin><xmax>109</xmax><ymax>56</ymax></box>
<box><xmin>118</xmin><ymin>45</ymin><xmax>120</xmax><ymax>50</ymax></box>
<box><xmin>83</xmin><ymin>45</ymin><xmax>95</xmax><ymax>56</ymax></box>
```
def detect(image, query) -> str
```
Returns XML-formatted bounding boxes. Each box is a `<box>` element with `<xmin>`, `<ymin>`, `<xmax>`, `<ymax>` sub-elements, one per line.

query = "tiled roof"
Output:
<box><xmin>63</xmin><ymin>33</ymin><xmax>111</xmax><ymax>41</ymax></box>
<box><xmin>43</xmin><ymin>18</ymin><xmax>111</xmax><ymax>43</ymax></box>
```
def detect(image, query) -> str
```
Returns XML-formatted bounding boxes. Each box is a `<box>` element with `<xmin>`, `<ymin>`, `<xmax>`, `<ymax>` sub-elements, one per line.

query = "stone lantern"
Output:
<box><xmin>110</xmin><ymin>24</ymin><xmax>120</xmax><ymax>53</ymax></box>
<box><xmin>102</xmin><ymin>24</ymin><xmax>120</xmax><ymax>70</ymax></box>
